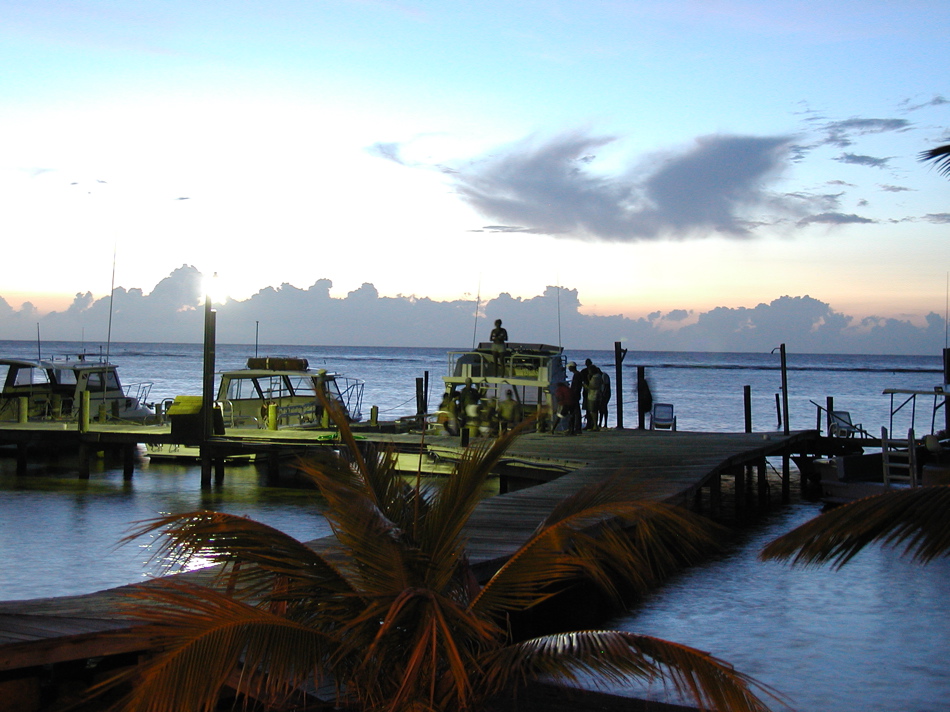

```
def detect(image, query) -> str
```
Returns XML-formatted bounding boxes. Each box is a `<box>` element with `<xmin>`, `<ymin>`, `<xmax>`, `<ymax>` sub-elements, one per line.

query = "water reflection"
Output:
<box><xmin>0</xmin><ymin>454</ymin><xmax>333</xmax><ymax>601</ymax></box>
<box><xmin>591</xmin><ymin>503</ymin><xmax>950</xmax><ymax>712</ymax></box>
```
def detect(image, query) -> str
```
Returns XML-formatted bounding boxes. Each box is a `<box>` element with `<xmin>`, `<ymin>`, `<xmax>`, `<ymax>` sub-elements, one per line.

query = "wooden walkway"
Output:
<box><xmin>0</xmin><ymin>428</ymin><xmax>817</xmax><ymax>676</ymax></box>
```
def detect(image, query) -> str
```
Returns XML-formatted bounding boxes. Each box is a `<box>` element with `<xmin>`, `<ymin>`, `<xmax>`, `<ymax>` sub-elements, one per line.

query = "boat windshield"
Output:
<box><xmin>12</xmin><ymin>366</ymin><xmax>50</xmax><ymax>387</ymax></box>
<box><xmin>84</xmin><ymin>370</ymin><xmax>122</xmax><ymax>392</ymax></box>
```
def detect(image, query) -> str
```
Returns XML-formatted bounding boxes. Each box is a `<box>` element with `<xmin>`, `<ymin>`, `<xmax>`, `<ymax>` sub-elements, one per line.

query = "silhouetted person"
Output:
<box><xmin>489</xmin><ymin>318</ymin><xmax>508</xmax><ymax>376</ymax></box>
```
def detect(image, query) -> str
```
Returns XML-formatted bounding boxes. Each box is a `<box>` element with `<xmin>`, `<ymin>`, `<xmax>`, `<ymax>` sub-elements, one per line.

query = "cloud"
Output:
<box><xmin>923</xmin><ymin>213</ymin><xmax>950</xmax><ymax>224</ymax></box>
<box><xmin>797</xmin><ymin>212</ymin><xmax>875</xmax><ymax>226</ymax></box>
<box><xmin>818</xmin><ymin>118</ymin><xmax>912</xmax><ymax>148</ymax></box>
<box><xmin>449</xmin><ymin>131</ymin><xmax>796</xmax><ymax>242</ymax></box>
<box><xmin>834</xmin><ymin>152</ymin><xmax>892</xmax><ymax>169</ymax></box>
<box><xmin>366</xmin><ymin>142</ymin><xmax>407</xmax><ymax>165</ymax></box>
<box><xmin>879</xmin><ymin>184</ymin><xmax>913</xmax><ymax>192</ymax></box>
<box><xmin>902</xmin><ymin>95</ymin><xmax>949</xmax><ymax>112</ymax></box>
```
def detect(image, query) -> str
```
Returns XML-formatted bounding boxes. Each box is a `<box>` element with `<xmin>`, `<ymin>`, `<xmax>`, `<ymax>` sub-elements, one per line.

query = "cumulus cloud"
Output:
<box><xmin>923</xmin><ymin>213</ymin><xmax>950</xmax><ymax>224</ymax></box>
<box><xmin>448</xmin><ymin>131</ymin><xmax>796</xmax><ymax>242</ymax></box>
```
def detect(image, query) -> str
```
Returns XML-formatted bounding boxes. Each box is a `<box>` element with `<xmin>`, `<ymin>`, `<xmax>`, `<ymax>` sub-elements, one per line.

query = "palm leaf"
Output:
<box><xmin>474</xmin><ymin>477</ymin><xmax>719</xmax><ymax>617</ymax></box>
<box><xmin>97</xmin><ymin>580</ymin><xmax>336</xmax><ymax>712</ymax></box>
<box><xmin>482</xmin><ymin>630</ymin><xmax>783</xmax><ymax>712</ymax></box>
<box><xmin>123</xmin><ymin>511</ymin><xmax>355</xmax><ymax>601</ymax></box>
<box><xmin>919</xmin><ymin>144</ymin><xmax>950</xmax><ymax>177</ymax></box>
<box><xmin>760</xmin><ymin>485</ymin><xmax>950</xmax><ymax>568</ymax></box>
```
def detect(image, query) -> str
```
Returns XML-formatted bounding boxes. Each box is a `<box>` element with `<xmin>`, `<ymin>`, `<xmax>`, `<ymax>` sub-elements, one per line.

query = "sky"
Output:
<box><xmin>1</xmin><ymin>1</ymin><xmax>949</xmax><ymax>351</ymax></box>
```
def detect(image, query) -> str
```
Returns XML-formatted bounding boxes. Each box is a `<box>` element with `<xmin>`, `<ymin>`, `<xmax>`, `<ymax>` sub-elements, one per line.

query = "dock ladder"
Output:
<box><xmin>881</xmin><ymin>427</ymin><xmax>919</xmax><ymax>487</ymax></box>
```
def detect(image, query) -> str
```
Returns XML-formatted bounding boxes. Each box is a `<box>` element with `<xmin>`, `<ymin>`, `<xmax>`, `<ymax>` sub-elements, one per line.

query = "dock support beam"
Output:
<box><xmin>123</xmin><ymin>445</ymin><xmax>135</xmax><ymax>480</ymax></box>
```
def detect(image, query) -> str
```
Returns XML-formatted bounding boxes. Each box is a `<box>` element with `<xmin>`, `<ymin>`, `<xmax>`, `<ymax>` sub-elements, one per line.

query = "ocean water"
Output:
<box><xmin>0</xmin><ymin>341</ymin><xmax>946</xmax><ymax>711</ymax></box>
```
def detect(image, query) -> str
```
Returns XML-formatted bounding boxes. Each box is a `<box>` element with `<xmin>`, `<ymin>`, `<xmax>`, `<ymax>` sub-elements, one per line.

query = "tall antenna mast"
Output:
<box><xmin>471</xmin><ymin>277</ymin><xmax>481</xmax><ymax>349</ymax></box>
<box><xmin>556</xmin><ymin>277</ymin><xmax>562</xmax><ymax>349</ymax></box>
<box><xmin>106</xmin><ymin>244</ymin><xmax>117</xmax><ymax>362</ymax></box>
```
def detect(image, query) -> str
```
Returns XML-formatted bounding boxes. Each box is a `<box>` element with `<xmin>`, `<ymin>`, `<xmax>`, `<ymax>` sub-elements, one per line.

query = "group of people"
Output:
<box><xmin>437</xmin><ymin>378</ymin><xmax>523</xmax><ymax>437</ymax></box>
<box><xmin>554</xmin><ymin>358</ymin><xmax>610</xmax><ymax>435</ymax></box>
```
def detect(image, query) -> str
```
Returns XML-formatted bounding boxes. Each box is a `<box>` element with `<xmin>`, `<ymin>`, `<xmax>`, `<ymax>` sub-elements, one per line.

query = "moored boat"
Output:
<box><xmin>0</xmin><ymin>354</ymin><xmax>154</xmax><ymax>423</ymax></box>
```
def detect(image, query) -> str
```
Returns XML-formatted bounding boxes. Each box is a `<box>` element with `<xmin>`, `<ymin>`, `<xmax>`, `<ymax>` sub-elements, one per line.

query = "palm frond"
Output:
<box><xmin>474</xmin><ymin>477</ymin><xmax>720</xmax><ymax>617</ymax></box>
<box><xmin>99</xmin><ymin>580</ymin><xmax>336</xmax><ymax>712</ymax></box>
<box><xmin>919</xmin><ymin>144</ymin><xmax>950</xmax><ymax>177</ymax></box>
<box><xmin>122</xmin><ymin>511</ymin><xmax>354</xmax><ymax>599</ymax></box>
<box><xmin>483</xmin><ymin>630</ymin><xmax>783</xmax><ymax>712</ymax></box>
<box><xmin>761</xmin><ymin>485</ymin><xmax>950</xmax><ymax>568</ymax></box>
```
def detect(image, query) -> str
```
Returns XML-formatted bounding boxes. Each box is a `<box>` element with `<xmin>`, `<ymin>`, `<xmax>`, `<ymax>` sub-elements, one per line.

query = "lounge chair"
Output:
<box><xmin>650</xmin><ymin>403</ymin><xmax>676</xmax><ymax>431</ymax></box>
<box><xmin>829</xmin><ymin>411</ymin><xmax>867</xmax><ymax>438</ymax></box>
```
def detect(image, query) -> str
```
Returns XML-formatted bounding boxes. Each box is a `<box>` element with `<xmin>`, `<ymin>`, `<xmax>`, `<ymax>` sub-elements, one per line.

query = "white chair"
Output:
<box><xmin>829</xmin><ymin>411</ymin><xmax>866</xmax><ymax>438</ymax></box>
<box><xmin>650</xmin><ymin>403</ymin><xmax>676</xmax><ymax>431</ymax></box>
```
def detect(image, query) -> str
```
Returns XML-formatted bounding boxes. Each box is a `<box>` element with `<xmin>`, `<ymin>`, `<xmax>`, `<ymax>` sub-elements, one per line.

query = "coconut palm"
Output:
<box><xmin>93</xmin><ymin>408</ymin><xmax>779</xmax><ymax>712</ymax></box>
<box><xmin>761</xmin><ymin>485</ymin><xmax>950</xmax><ymax>568</ymax></box>
<box><xmin>919</xmin><ymin>144</ymin><xmax>950</xmax><ymax>177</ymax></box>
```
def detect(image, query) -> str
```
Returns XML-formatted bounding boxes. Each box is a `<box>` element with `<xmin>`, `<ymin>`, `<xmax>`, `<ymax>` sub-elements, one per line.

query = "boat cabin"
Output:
<box><xmin>442</xmin><ymin>342</ymin><xmax>566</xmax><ymax>422</ymax></box>
<box><xmin>216</xmin><ymin>357</ymin><xmax>364</xmax><ymax>428</ymax></box>
<box><xmin>0</xmin><ymin>355</ymin><xmax>154</xmax><ymax>422</ymax></box>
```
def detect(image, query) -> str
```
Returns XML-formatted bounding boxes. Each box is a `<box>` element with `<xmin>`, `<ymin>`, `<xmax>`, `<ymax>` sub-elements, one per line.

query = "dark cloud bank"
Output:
<box><xmin>1</xmin><ymin>265</ymin><xmax>944</xmax><ymax>356</ymax></box>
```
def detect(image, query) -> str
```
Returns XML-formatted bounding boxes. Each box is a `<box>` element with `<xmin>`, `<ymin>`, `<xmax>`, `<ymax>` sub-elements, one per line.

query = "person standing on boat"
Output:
<box><xmin>489</xmin><ymin>319</ymin><xmax>508</xmax><ymax>376</ymax></box>
<box><xmin>554</xmin><ymin>381</ymin><xmax>575</xmax><ymax>434</ymax></box>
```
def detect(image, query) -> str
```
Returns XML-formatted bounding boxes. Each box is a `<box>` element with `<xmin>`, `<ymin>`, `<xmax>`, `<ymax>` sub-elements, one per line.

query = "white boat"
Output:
<box><xmin>147</xmin><ymin>356</ymin><xmax>364</xmax><ymax>461</ymax></box>
<box><xmin>440</xmin><ymin>342</ymin><xmax>566</xmax><ymax>432</ymax></box>
<box><xmin>216</xmin><ymin>356</ymin><xmax>364</xmax><ymax>428</ymax></box>
<box><xmin>0</xmin><ymin>354</ymin><xmax>154</xmax><ymax>423</ymax></box>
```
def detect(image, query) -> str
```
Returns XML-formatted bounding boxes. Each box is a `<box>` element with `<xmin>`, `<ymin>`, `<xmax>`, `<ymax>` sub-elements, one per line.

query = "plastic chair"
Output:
<box><xmin>650</xmin><ymin>403</ymin><xmax>676</xmax><ymax>431</ymax></box>
<box><xmin>829</xmin><ymin>411</ymin><xmax>866</xmax><ymax>438</ymax></box>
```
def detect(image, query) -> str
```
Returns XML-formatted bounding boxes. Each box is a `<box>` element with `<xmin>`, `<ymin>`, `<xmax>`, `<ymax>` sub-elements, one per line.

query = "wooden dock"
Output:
<box><xmin>0</xmin><ymin>427</ymin><xmax>821</xmax><ymax>681</ymax></box>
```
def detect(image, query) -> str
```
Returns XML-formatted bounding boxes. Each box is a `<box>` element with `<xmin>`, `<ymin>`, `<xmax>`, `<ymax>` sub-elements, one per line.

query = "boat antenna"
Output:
<box><xmin>471</xmin><ymin>277</ymin><xmax>481</xmax><ymax>349</ymax></box>
<box><xmin>556</xmin><ymin>277</ymin><xmax>562</xmax><ymax>349</ymax></box>
<box><xmin>36</xmin><ymin>323</ymin><xmax>41</xmax><ymax>360</ymax></box>
<box><xmin>106</xmin><ymin>243</ymin><xmax>117</xmax><ymax>363</ymax></box>
<box><xmin>255</xmin><ymin>320</ymin><xmax>260</xmax><ymax>358</ymax></box>
<box><xmin>945</xmin><ymin>272</ymin><xmax>948</xmax><ymax>350</ymax></box>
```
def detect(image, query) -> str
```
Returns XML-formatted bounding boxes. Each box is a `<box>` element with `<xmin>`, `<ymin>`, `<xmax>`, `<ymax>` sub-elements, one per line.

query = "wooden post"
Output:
<box><xmin>744</xmin><ymin>385</ymin><xmax>752</xmax><ymax>433</ymax></box>
<box><xmin>780</xmin><ymin>343</ymin><xmax>789</xmax><ymax>436</ymax></box>
<box><xmin>709</xmin><ymin>472</ymin><xmax>721</xmax><ymax>519</ymax></box>
<box><xmin>79</xmin><ymin>392</ymin><xmax>90</xmax><ymax>433</ymax></box>
<box><xmin>757</xmin><ymin>459</ymin><xmax>768</xmax><ymax>508</ymax></box>
<box><xmin>268</xmin><ymin>403</ymin><xmax>278</xmax><ymax>431</ymax></box>
<box><xmin>17</xmin><ymin>396</ymin><xmax>27</xmax><ymax>424</ymax></box>
<box><xmin>614</xmin><ymin>342</ymin><xmax>627</xmax><ymax>429</ymax></box>
<box><xmin>78</xmin><ymin>442</ymin><xmax>91</xmax><ymax>480</ymax></box>
<box><xmin>637</xmin><ymin>366</ymin><xmax>647</xmax><ymax>430</ymax></box>
<box><xmin>370</xmin><ymin>405</ymin><xmax>379</xmax><ymax>427</ymax></box>
<box><xmin>782</xmin><ymin>454</ymin><xmax>791</xmax><ymax>503</ymax></box>
<box><xmin>734</xmin><ymin>466</ymin><xmax>746</xmax><ymax>521</ymax></box>
<box><xmin>16</xmin><ymin>444</ymin><xmax>27</xmax><ymax>476</ymax></box>
<box><xmin>123</xmin><ymin>445</ymin><xmax>135</xmax><ymax>480</ymax></box>
<box><xmin>826</xmin><ymin>396</ymin><xmax>834</xmax><ymax>436</ymax></box>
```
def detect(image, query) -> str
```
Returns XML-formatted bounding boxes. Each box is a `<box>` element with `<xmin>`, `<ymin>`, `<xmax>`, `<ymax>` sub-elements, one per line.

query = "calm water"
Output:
<box><xmin>0</xmin><ymin>341</ymin><xmax>946</xmax><ymax>710</ymax></box>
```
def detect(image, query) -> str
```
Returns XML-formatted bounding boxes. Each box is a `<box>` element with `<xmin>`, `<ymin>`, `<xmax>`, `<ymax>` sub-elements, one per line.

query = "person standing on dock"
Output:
<box><xmin>584</xmin><ymin>360</ymin><xmax>604</xmax><ymax>431</ymax></box>
<box><xmin>567</xmin><ymin>362</ymin><xmax>584</xmax><ymax>435</ymax></box>
<box><xmin>489</xmin><ymin>318</ymin><xmax>508</xmax><ymax>376</ymax></box>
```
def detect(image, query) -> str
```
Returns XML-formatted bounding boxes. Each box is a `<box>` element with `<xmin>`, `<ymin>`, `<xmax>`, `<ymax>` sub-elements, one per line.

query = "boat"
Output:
<box><xmin>147</xmin><ymin>356</ymin><xmax>364</xmax><ymax>461</ymax></box>
<box><xmin>216</xmin><ymin>356</ymin><xmax>364</xmax><ymax>428</ymax></box>
<box><xmin>440</xmin><ymin>342</ymin><xmax>566</xmax><ymax>434</ymax></box>
<box><xmin>0</xmin><ymin>354</ymin><xmax>154</xmax><ymax>423</ymax></box>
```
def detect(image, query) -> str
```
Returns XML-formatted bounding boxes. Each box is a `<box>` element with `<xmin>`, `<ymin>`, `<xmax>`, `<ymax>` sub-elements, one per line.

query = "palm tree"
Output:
<box><xmin>93</xmin><ymin>408</ymin><xmax>779</xmax><ymax>712</ymax></box>
<box><xmin>919</xmin><ymin>144</ymin><xmax>950</xmax><ymax>177</ymax></box>
<box><xmin>761</xmin><ymin>485</ymin><xmax>950</xmax><ymax>568</ymax></box>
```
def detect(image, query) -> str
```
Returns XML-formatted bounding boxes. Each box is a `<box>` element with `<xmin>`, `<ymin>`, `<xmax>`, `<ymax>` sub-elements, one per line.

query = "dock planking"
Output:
<box><xmin>0</xmin><ymin>427</ymin><xmax>817</xmax><ymax>675</ymax></box>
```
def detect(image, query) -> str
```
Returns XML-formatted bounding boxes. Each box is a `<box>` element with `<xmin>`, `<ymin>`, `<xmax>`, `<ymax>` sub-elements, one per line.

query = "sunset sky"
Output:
<box><xmin>2</xmin><ymin>1</ymin><xmax>948</xmax><ymax>331</ymax></box>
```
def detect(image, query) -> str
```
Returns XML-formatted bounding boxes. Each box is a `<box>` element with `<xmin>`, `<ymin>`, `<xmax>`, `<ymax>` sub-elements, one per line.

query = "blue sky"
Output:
<box><xmin>1</xmin><ymin>1</ymin><xmax>948</xmax><ymax>340</ymax></box>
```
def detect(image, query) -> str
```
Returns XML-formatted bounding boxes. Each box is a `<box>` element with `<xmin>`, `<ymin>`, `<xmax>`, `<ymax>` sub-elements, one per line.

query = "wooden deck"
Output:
<box><xmin>0</xmin><ymin>427</ymin><xmax>818</xmax><ymax>676</ymax></box>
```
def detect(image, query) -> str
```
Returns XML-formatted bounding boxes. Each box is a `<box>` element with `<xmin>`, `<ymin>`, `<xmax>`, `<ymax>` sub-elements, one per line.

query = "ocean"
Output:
<box><xmin>0</xmin><ymin>340</ymin><xmax>946</xmax><ymax>711</ymax></box>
